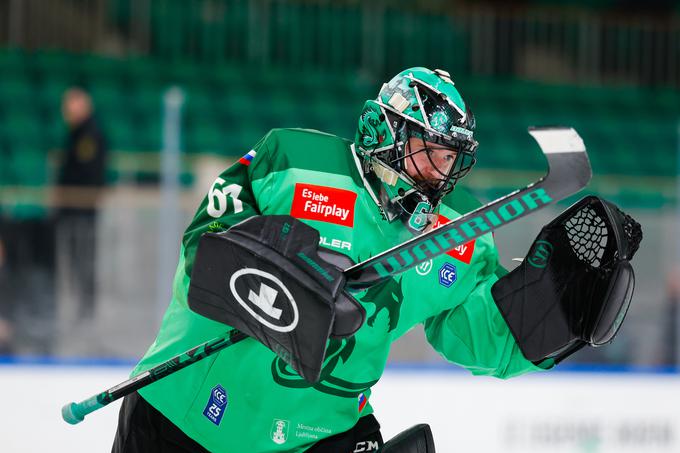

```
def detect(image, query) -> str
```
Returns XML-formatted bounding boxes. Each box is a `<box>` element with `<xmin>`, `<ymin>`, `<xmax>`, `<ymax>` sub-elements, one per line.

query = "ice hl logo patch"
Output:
<box><xmin>438</xmin><ymin>263</ymin><xmax>457</xmax><ymax>288</ymax></box>
<box><xmin>271</xmin><ymin>419</ymin><xmax>290</xmax><ymax>445</ymax></box>
<box><xmin>290</xmin><ymin>183</ymin><xmax>358</xmax><ymax>227</ymax></box>
<box><xmin>203</xmin><ymin>385</ymin><xmax>228</xmax><ymax>426</ymax></box>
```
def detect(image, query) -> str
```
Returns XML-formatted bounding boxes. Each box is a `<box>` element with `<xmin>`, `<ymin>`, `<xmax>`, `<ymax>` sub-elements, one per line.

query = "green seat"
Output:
<box><xmin>0</xmin><ymin>48</ymin><xmax>29</xmax><ymax>68</ymax></box>
<box><xmin>77</xmin><ymin>54</ymin><xmax>125</xmax><ymax>81</ymax></box>
<box><xmin>36</xmin><ymin>76</ymin><xmax>78</xmax><ymax>109</ymax></box>
<box><xmin>183</xmin><ymin>88</ymin><xmax>216</xmax><ymax>121</ymax></box>
<box><xmin>259</xmin><ymin>90</ymin><xmax>301</xmax><ymax>127</ymax></box>
<box><xmin>205</xmin><ymin>65</ymin><xmax>242</xmax><ymax>90</ymax></box>
<box><xmin>27</xmin><ymin>50</ymin><xmax>79</xmax><ymax>82</ymax></box>
<box><xmin>1</xmin><ymin>111</ymin><xmax>46</xmax><ymax>149</ymax></box>
<box><xmin>185</xmin><ymin>120</ymin><xmax>226</xmax><ymax>153</ymax></box>
<box><xmin>104</xmin><ymin>114</ymin><xmax>139</xmax><ymax>151</ymax></box>
<box><xmin>119</xmin><ymin>57</ymin><xmax>163</xmax><ymax>85</ymax></box>
<box><xmin>90</xmin><ymin>79</ymin><xmax>127</xmax><ymax>110</ymax></box>
<box><xmin>4</xmin><ymin>146</ymin><xmax>49</xmax><ymax>219</ymax></box>
<box><xmin>137</xmin><ymin>117</ymin><xmax>163</xmax><ymax>151</ymax></box>
<box><xmin>9</xmin><ymin>147</ymin><xmax>49</xmax><ymax>187</ymax></box>
<box><xmin>225</xmin><ymin>125</ymin><xmax>267</xmax><ymax>156</ymax></box>
<box><xmin>130</xmin><ymin>86</ymin><xmax>164</xmax><ymax>117</ymax></box>
<box><xmin>43</xmin><ymin>112</ymin><xmax>67</xmax><ymax>148</ymax></box>
<box><xmin>0</xmin><ymin>77</ymin><xmax>34</xmax><ymax>107</ymax></box>
<box><xmin>164</xmin><ymin>60</ymin><xmax>205</xmax><ymax>86</ymax></box>
<box><xmin>221</xmin><ymin>91</ymin><xmax>257</xmax><ymax>118</ymax></box>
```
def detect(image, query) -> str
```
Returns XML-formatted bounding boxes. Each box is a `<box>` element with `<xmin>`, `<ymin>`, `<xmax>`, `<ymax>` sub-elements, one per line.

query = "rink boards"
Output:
<box><xmin>1</xmin><ymin>364</ymin><xmax>678</xmax><ymax>452</ymax></box>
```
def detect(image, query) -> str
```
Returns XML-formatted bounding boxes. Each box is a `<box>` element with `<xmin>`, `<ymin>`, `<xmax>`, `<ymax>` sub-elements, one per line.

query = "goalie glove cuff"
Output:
<box><xmin>492</xmin><ymin>196</ymin><xmax>642</xmax><ymax>363</ymax></box>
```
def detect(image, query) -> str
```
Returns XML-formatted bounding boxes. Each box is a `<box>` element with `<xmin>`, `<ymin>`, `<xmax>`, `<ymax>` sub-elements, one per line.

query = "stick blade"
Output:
<box><xmin>528</xmin><ymin>126</ymin><xmax>592</xmax><ymax>195</ymax></box>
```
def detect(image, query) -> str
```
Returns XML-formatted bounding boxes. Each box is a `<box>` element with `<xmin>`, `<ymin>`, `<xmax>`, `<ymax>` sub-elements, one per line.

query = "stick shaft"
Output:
<box><xmin>62</xmin><ymin>330</ymin><xmax>248</xmax><ymax>424</ymax></box>
<box><xmin>345</xmin><ymin>185</ymin><xmax>552</xmax><ymax>290</ymax></box>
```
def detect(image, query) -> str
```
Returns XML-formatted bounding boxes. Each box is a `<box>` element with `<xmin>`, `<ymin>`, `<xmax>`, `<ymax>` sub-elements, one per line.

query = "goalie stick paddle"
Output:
<box><xmin>61</xmin><ymin>126</ymin><xmax>590</xmax><ymax>424</ymax></box>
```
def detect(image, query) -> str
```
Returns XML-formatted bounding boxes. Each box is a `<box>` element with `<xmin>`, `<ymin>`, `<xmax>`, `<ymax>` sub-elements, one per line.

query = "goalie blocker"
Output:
<box><xmin>492</xmin><ymin>195</ymin><xmax>642</xmax><ymax>364</ymax></box>
<box><xmin>188</xmin><ymin>215</ymin><xmax>365</xmax><ymax>384</ymax></box>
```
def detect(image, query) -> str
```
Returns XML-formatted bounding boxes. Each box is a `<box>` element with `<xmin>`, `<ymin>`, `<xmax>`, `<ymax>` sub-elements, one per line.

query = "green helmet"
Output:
<box><xmin>355</xmin><ymin>67</ymin><xmax>477</xmax><ymax>231</ymax></box>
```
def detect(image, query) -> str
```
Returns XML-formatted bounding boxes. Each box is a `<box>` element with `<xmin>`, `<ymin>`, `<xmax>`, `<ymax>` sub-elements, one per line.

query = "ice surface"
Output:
<box><xmin>2</xmin><ymin>365</ymin><xmax>679</xmax><ymax>452</ymax></box>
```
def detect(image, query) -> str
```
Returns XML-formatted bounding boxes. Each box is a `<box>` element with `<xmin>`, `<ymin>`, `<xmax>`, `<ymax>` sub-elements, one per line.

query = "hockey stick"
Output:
<box><xmin>62</xmin><ymin>330</ymin><xmax>248</xmax><ymax>424</ymax></box>
<box><xmin>62</xmin><ymin>127</ymin><xmax>590</xmax><ymax>424</ymax></box>
<box><xmin>344</xmin><ymin>126</ymin><xmax>591</xmax><ymax>290</ymax></box>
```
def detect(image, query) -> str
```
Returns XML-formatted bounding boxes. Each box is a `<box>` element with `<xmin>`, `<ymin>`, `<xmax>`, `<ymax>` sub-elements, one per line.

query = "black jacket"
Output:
<box><xmin>58</xmin><ymin>116</ymin><xmax>108</xmax><ymax>187</ymax></box>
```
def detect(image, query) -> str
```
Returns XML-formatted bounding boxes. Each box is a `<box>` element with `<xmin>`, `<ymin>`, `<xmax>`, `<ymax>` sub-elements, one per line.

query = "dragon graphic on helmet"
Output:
<box><xmin>355</xmin><ymin>67</ymin><xmax>478</xmax><ymax>232</ymax></box>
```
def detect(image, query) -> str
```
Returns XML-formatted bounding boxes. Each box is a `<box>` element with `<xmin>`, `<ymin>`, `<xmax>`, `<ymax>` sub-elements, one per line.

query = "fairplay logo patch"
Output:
<box><xmin>433</xmin><ymin>214</ymin><xmax>476</xmax><ymax>264</ymax></box>
<box><xmin>290</xmin><ymin>183</ymin><xmax>357</xmax><ymax>227</ymax></box>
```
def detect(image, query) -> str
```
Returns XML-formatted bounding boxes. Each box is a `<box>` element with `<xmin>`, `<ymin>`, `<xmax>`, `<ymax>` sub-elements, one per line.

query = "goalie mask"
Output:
<box><xmin>354</xmin><ymin>67</ymin><xmax>478</xmax><ymax>232</ymax></box>
<box><xmin>492</xmin><ymin>196</ymin><xmax>643</xmax><ymax>363</ymax></box>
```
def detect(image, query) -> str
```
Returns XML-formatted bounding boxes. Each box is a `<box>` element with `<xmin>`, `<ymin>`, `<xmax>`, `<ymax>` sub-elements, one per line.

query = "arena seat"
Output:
<box><xmin>0</xmin><ymin>50</ymin><xmax>677</xmax><ymax>201</ymax></box>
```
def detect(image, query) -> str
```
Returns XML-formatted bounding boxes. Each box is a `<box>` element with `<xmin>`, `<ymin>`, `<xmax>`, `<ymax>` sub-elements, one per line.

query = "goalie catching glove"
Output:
<box><xmin>187</xmin><ymin>215</ymin><xmax>365</xmax><ymax>384</ymax></box>
<box><xmin>492</xmin><ymin>195</ymin><xmax>642</xmax><ymax>364</ymax></box>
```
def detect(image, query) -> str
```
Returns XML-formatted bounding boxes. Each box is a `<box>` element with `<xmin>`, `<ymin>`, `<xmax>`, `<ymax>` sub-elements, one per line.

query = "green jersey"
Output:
<box><xmin>133</xmin><ymin>128</ymin><xmax>544</xmax><ymax>452</ymax></box>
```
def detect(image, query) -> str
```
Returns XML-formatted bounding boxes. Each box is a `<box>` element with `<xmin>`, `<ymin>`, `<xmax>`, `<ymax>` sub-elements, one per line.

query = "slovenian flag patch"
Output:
<box><xmin>358</xmin><ymin>393</ymin><xmax>367</xmax><ymax>412</ymax></box>
<box><xmin>238</xmin><ymin>150</ymin><xmax>256</xmax><ymax>166</ymax></box>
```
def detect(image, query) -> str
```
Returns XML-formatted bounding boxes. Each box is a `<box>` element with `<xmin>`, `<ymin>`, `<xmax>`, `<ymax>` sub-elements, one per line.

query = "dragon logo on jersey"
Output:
<box><xmin>271</xmin><ymin>337</ymin><xmax>378</xmax><ymax>398</ymax></box>
<box><xmin>363</xmin><ymin>277</ymin><xmax>404</xmax><ymax>333</ymax></box>
<box><xmin>270</xmin><ymin>277</ymin><xmax>402</xmax><ymax>397</ymax></box>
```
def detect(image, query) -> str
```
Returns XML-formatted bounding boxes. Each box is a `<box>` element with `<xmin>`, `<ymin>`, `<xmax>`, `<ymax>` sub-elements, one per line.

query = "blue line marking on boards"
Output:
<box><xmin>383</xmin><ymin>362</ymin><xmax>679</xmax><ymax>375</ymax></box>
<box><xmin>0</xmin><ymin>356</ymin><xmax>677</xmax><ymax>375</ymax></box>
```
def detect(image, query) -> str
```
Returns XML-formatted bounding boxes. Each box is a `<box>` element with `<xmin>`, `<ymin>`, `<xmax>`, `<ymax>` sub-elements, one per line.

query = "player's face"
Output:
<box><xmin>404</xmin><ymin>137</ymin><xmax>458</xmax><ymax>187</ymax></box>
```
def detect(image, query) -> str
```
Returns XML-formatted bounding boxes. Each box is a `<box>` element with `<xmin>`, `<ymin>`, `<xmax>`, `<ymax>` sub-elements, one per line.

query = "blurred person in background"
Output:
<box><xmin>660</xmin><ymin>268</ymin><xmax>680</xmax><ymax>366</ymax></box>
<box><xmin>0</xmin><ymin>235</ymin><xmax>13</xmax><ymax>354</ymax></box>
<box><xmin>0</xmin><ymin>217</ymin><xmax>55</xmax><ymax>354</ymax></box>
<box><xmin>55</xmin><ymin>87</ymin><xmax>108</xmax><ymax>319</ymax></box>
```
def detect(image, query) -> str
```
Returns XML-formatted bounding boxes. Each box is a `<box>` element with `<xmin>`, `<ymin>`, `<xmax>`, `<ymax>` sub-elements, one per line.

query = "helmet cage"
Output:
<box><xmin>371</xmin><ymin>109</ymin><xmax>477</xmax><ymax>206</ymax></box>
<box><xmin>372</xmin><ymin>77</ymin><xmax>478</xmax><ymax>204</ymax></box>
